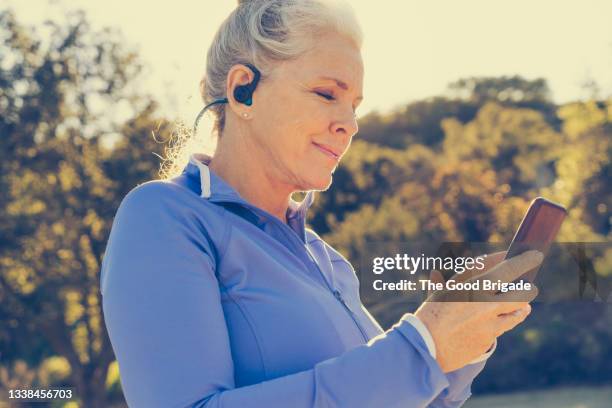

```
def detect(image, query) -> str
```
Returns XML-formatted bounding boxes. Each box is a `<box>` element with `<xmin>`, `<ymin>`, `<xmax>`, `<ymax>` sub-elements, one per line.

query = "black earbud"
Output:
<box><xmin>233</xmin><ymin>63</ymin><xmax>261</xmax><ymax>106</ymax></box>
<box><xmin>193</xmin><ymin>63</ymin><xmax>261</xmax><ymax>134</ymax></box>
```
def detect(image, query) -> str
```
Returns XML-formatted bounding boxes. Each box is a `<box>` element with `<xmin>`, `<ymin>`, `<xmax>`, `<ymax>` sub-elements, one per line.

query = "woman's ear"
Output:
<box><xmin>226</xmin><ymin>65</ymin><xmax>257</xmax><ymax>114</ymax></box>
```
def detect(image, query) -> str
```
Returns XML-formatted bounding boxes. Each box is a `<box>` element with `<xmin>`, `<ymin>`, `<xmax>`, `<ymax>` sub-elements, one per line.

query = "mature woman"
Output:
<box><xmin>100</xmin><ymin>1</ymin><xmax>541</xmax><ymax>407</ymax></box>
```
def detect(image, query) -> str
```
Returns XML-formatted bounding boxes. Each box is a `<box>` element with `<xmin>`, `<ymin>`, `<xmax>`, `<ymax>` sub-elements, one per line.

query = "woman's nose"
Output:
<box><xmin>331</xmin><ymin>110</ymin><xmax>359</xmax><ymax>138</ymax></box>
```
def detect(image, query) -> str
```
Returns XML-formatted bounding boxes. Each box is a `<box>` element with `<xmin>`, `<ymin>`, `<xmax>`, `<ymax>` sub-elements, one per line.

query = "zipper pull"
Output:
<box><xmin>333</xmin><ymin>289</ymin><xmax>369</xmax><ymax>342</ymax></box>
<box><xmin>333</xmin><ymin>289</ymin><xmax>346</xmax><ymax>305</ymax></box>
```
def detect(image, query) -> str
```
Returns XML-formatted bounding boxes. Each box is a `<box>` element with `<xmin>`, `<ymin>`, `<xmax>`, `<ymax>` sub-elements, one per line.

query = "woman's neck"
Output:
<box><xmin>208</xmin><ymin>130</ymin><xmax>293</xmax><ymax>223</ymax></box>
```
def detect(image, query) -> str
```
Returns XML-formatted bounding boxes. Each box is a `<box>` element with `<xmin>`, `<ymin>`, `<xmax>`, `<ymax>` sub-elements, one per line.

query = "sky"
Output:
<box><xmin>5</xmin><ymin>0</ymin><xmax>612</xmax><ymax>125</ymax></box>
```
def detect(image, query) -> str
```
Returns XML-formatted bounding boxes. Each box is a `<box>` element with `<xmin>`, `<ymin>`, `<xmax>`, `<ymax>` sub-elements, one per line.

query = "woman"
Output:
<box><xmin>100</xmin><ymin>1</ymin><xmax>541</xmax><ymax>407</ymax></box>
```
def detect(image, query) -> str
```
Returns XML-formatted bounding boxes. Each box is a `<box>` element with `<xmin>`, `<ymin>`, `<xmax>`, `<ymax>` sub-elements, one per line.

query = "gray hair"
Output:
<box><xmin>162</xmin><ymin>0</ymin><xmax>362</xmax><ymax>178</ymax></box>
<box><xmin>203</xmin><ymin>0</ymin><xmax>363</xmax><ymax>134</ymax></box>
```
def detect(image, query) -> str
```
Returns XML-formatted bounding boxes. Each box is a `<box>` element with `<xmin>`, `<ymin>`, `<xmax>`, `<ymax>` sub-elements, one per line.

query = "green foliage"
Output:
<box><xmin>357</xmin><ymin>97</ymin><xmax>480</xmax><ymax>149</ymax></box>
<box><xmin>0</xmin><ymin>8</ymin><xmax>171</xmax><ymax>407</ymax></box>
<box><xmin>447</xmin><ymin>75</ymin><xmax>552</xmax><ymax>106</ymax></box>
<box><xmin>319</xmin><ymin>98</ymin><xmax>610</xmax><ymax>252</ymax></box>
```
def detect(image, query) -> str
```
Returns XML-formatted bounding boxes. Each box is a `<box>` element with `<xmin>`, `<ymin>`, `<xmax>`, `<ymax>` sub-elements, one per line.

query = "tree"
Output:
<box><xmin>0</xmin><ymin>8</ymin><xmax>171</xmax><ymax>407</ymax></box>
<box><xmin>441</xmin><ymin>101</ymin><xmax>563</xmax><ymax>196</ymax></box>
<box><xmin>447</xmin><ymin>75</ymin><xmax>551</xmax><ymax>105</ymax></box>
<box><xmin>447</xmin><ymin>75</ymin><xmax>560</xmax><ymax>128</ymax></box>
<box><xmin>549</xmin><ymin>99</ymin><xmax>611</xmax><ymax>239</ymax></box>
<box><xmin>356</xmin><ymin>97</ymin><xmax>480</xmax><ymax>149</ymax></box>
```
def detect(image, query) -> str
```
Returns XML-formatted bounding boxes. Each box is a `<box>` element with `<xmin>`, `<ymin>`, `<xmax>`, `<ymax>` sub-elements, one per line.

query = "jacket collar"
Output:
<box><xmin>183</xmin><ymin>153</ymin><xmax>316</xmax><ymax>228</ymax></box>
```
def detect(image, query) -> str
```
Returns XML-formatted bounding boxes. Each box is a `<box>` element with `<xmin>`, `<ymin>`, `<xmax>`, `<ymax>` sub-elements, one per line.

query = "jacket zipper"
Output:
<box><xmin>210</xmin><ymin>196</ymin><xmax>370</xmax><ymax>343</ymax></box>
<box><xmin>275</xmin><ymin>216</ymin><xmax>370</xmax><ymax>343</ymax></box>
<box><xmin>300</xmin><ymin>244</ymin><xmax>370</xmax><ymax>343</ymax></box>
<box><xmin>332</xmin><ymin>289</ymin><xmax>370</xmax><ymax>342</ymax></box>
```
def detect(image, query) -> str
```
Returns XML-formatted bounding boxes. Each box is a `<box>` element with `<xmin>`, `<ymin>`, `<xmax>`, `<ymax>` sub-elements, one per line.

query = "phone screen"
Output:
<box><xmin>504</xmin><ymin>197</ymin><xmax>567</xmax><ymax>282</ymax></box>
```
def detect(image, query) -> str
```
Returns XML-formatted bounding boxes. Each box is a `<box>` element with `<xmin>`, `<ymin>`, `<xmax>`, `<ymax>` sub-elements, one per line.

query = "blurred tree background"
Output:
<box><xmin>0</xmin><ymin>5</ymin><xmax>610</xmax><ymax>408</ymax></box>
<box><xmin>0</xmin><ymin>8</ymin><xmax>172</xmax><ymax>407</ymax></box>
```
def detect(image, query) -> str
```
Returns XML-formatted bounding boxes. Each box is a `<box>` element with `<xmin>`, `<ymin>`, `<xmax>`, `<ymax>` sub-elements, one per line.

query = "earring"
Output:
<box><xmin>242</xmin><ymin>112</ymin><xmax>249</xmax><ymax>118</ymax></box>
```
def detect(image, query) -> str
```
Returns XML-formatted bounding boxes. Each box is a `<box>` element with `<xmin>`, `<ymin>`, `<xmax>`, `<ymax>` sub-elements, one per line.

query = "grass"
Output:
<box><xmin>464</xmin><ymin>385</ymin><xmax>612</xmax><ymax>408</ymax></box>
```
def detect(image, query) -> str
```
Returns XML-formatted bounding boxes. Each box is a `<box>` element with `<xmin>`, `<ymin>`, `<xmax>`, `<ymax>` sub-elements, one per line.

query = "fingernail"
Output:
<box><xmin>512</xmin><ymin>307</ymin><xmax>529</xmax><ymax>317</ymax></box>
<box><xmin>530</xmin><ymin>250</ymin><xmax>544</xmax><ymax>263</ymax></box>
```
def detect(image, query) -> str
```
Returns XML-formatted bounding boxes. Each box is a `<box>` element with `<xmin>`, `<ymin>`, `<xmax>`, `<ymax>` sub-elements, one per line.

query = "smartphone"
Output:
<box><xmin>504</xmin><ymin>197</ymin><xmax>567</xmax><ymax>283</ymax></box>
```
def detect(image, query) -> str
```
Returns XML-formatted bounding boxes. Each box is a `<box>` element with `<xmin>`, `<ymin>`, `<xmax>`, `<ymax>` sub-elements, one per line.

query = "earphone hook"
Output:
<box><xmin>192</xmin><ymin>63</ymin><xmax>261</xmax><ymax>135</ymax></box>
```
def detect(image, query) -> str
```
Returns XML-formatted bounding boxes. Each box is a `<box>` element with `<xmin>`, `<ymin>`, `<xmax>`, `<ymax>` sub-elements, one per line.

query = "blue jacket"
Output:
<box><xmin>100</xmin><ymin>154</ymin><xmax>492</xmax><ymax>408</ymax></box>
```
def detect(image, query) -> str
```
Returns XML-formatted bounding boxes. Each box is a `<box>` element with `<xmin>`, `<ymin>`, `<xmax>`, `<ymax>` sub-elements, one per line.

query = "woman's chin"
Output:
<box><xmin>303</xmin><ymin>171</ymin><xmax>334</xmax><ymax>191</ymax></box>
<box><xmin>294</xmin><ymin>159</ymin><xmax>338</xmax><ymax>191</ymax></box>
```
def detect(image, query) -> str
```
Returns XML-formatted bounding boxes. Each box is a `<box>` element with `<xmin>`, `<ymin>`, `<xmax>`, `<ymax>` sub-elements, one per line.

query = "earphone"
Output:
<box><xmin>192</xmin><ymin>63</ymin><xmax>261</xmax><ymax>134</ymax></box>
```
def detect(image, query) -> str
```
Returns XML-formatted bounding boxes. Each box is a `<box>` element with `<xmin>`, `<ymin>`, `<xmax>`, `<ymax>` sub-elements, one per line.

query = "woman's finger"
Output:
<box><xmin>447</xmin><ymin>250</ymin><xmax>508</xmax><ymax>284</ymax></box>
<box><xmin>478</xmin><ymin>250</ymin><xmax>543</xmax><ymax>286</ymax></box>
<box><xmin>479</xmin><ymin>284</ymin><xmax>539</xmax><ymax>304</ymax></box>
<box><xmin>482</xmin><ymin>250</ymin><xmax>508</xmax><ymax>270</ymax></box>
<box><xmin>493</xmin><ymin>304</ymin><xmax>532</xmax><ymax>335</ymax></box>
<box><xmin>491</xmin><ymin>300</ymin><xmax>530</xmax><ymax>315</ymax></box>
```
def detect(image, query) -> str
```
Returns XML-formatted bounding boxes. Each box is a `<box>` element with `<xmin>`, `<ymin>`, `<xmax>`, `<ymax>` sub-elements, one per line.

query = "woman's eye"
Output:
<box><xmin>315</xmin><ymin>91</ymin><xmax>335</xmax><ymax>101</ymax></box>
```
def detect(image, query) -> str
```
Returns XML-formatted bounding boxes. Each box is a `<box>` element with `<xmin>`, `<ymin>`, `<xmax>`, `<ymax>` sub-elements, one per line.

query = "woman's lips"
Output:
<box><xmin>312</xmin><ymin>142</ymin><xmax>340</xmax><ymax>160</ymax></box>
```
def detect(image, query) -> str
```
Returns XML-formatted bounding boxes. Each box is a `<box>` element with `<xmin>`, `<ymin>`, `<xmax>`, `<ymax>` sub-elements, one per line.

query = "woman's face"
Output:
<box><xmin>247</xmin><ymin>31</ymin><xmax>364</xmax><ymax>192</ymax></box>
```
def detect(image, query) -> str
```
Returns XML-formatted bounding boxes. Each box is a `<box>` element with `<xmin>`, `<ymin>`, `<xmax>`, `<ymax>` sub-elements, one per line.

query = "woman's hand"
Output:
<box><xmin>414</xmin><ymin>250</ymin><xmax>543</xmax><ymax>373</ymax></box>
